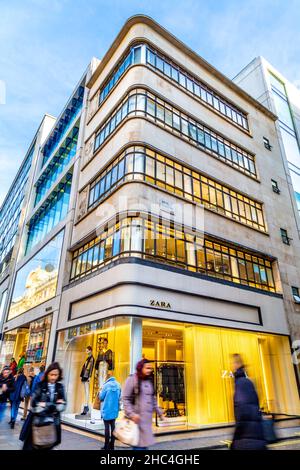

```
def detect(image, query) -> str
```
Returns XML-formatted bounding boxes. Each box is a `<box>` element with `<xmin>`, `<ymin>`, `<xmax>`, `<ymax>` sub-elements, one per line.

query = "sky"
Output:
<box><xmin>0</xmin><ymin>0</ymin><xmax>300</xmax><ymax>206</ymax></box>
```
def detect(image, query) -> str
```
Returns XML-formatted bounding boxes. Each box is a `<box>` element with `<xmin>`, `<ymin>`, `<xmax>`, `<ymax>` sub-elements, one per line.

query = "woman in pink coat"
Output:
<box><xmin>122</xmin><ymin>359</ymin><xmax>164</xmax><ymax>450</ymax></box>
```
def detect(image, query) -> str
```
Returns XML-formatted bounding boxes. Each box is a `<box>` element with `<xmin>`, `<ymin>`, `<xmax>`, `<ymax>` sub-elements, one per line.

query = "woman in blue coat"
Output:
<box><xmin>100</xmin><ymin>374</ymin><xmax>121</xmax><ymax>450</ymax></box>
<box><xmin>231</xmin><ymin>354</ymin><xmax>266</xmax><ymax>450</ymax></box>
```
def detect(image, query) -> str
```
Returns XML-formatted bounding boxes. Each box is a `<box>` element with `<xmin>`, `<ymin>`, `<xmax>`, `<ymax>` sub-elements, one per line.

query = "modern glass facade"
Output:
<box><xmin>56</xmin><ymin>316</ymin><xmax>300</xmax><ymax>433</ymax></box>
<box><xmin>8</xmin><ymin>230</ymin><xmax>64</xmax><ymax>320</ymax></box>
<box><xmin>94</xmin><ymin>89</ymin><xmax>256</xmax><ymax>178</ymax></box>
<box><xmin>70</xmin><ymin>213</ymin><xmax>275</xmax><ymax>292</ymax></box>
<box><xmin>0</xmin><ymin>143</ymin><xmax>35</xmax><ymax>274</ymax></box>
<box><xmin>42</xmin><ymin>86</ymin><xmax>84</xmax><ymax>166</ymax></box>
<box><xmin>26</xmin><ymin>175</ymin><xmax>72</xmax><ymax>254</ymax></box>
<box><xmin>35</xmin><ymin>126</ymin><xmax>79</xmax><ymax>206</ymax></box>
<box><xmin>269</xmin><ymin>72</ymin><xmax>300</xmax><ymax>213</ymax></box>
<box><xmin>0</xmin><ymin>290</ymin><xmax>7</xmax><ymax>325</ymax></box>
<box><xmin>98</xmin><ymin>44</ymin><xmax>249</xmax><ymax>131</ymax></box>
<box><xmin>87</xmin><ymin>145</ymin><xmax>266</xmax><ymax>232</ymax></box>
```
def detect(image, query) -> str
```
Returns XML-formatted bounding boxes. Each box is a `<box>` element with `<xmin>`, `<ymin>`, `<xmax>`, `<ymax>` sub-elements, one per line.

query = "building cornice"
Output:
<box><xmin>86</xmin><ymin>15</ymin><xmax>277</xmax><ymax>121</ymax></box>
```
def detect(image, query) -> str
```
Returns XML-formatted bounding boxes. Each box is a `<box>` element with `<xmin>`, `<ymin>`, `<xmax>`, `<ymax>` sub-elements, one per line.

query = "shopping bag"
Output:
<box><xmin>93</xmin><ymin>393</ymin><xmax>101</xmax><ymax>410</ymax></box>
<box><xmin>113</xmin><ymin>416</ymin><xmax>139</xmax><ymax>447</ymax></box>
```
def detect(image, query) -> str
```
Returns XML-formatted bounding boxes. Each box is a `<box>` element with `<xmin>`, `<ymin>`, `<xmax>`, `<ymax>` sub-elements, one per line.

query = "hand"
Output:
<box><xmin>2</xmin><ymin>384</ymin><xmax>7</xmax><ymax>392</ymax></box>
<box><xmin>56</xmin><ymin>399</ymin><xmax>64</xmax><ymax>404</ymax></box>
<box><xmin>39</xmin><ymin>402</ymin><xmax>46</xmax><ymax>407</ymax></box>
<box><xmin>131</xmin><ymin>414</ymin><xmax>140</xmax><ymax>424</ymax></box>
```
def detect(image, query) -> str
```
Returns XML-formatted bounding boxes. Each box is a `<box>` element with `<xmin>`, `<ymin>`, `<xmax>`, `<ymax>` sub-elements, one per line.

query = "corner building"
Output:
<box><xmin>1</xmin><ymin>16</ymin><xmax>300</xmax><ymax>434</ymax></box>
<box><xmin>56</xmin><ymin>16</ymin><xmax>300</xmax><ymax>432</ymax></box>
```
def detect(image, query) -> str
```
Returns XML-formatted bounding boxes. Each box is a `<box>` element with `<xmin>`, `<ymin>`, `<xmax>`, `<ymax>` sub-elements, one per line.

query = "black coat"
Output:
<box><xmin>20</xmin><ymin>381</ymin><xmax>66</xmax><ymax>450</ymax></box>
<box><xmin>231</xmin><ymin>368</ymin><xmax>266</xmax><ymax>450</ymax></box>
<box><xmin>0</xmin><ymin>373</ymin><xmax>15</xmax><ymax>403</ymax></box>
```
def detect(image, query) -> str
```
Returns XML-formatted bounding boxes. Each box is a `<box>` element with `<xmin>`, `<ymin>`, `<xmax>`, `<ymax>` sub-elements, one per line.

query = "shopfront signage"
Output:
<box><xmin>150</xmin><ymin>300</ymin><xmax>171</xmax><ymax>309</ymax></box>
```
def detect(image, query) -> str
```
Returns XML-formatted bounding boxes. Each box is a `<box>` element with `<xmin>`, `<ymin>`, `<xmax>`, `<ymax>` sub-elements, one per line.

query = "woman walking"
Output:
<box><xmin>100</xmin><ymin>373</ymin><xmax>121</xmax><ymax>450</ymax></box>
<box><xmin>122</xmin><ymin>359</ymin><xmax>164</xmax><ymax>450</ymax></box>
<box><xmin>20</xmin><ymin>362</ymin><xmax>66</xmax><ymax>450</ymax></box>
<box><xmin>231</xmin><ymin>353</ymin><xmax>266</xmax><ymax>450</ymax></box>
<box><xmin>22</xmin><ymin>367</ymin><xmax>36</xmax><ymax>421</ymax></box>
<box><xmin>0</xmin><ymin>366</ymin><xmax>15</xmax><ymax>424</ymax></box>
<box><xmin>10</xmin><ymin>368</ymin><xmax>27</xmax><ymax>428</ymax></box>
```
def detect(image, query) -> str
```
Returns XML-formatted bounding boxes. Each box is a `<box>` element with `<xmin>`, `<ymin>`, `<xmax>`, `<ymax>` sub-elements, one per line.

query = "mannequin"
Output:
<box><xmin>80</xmin><ymin>346</ymin><xmax>95</xmax><ymax>415</ymax></box>
<box><xmin>95</xmin><ymin>338</ymin><xmax>113</xmax><ymax>390</ymax></box>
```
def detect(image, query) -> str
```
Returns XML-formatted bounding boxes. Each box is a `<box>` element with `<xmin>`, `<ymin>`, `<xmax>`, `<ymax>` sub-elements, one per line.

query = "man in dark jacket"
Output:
<box><xmin>231</xmin><ymin>354</ymin><xmax>266</xmax><ymax>450</ymax></box>
<box><xmin>0</xmin><ymin>366</ymin><xmax>15</xmax><ymax>423</ymax></box>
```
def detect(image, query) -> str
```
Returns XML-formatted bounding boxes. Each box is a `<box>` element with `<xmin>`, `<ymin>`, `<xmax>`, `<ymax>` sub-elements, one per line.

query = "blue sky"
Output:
<box><xmin>0</xmin><ymin>0</ymin><xmax>300</xmax><ymax>206</ymax></box>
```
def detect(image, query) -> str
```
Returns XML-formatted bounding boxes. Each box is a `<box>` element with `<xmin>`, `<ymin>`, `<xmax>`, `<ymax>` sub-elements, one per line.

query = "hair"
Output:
<box><xmin>17</xmin><ymin>368</ymin><xmax>24</xmax><ymax>375</ymax></box>
<box><xmin>42</xmin><ymin>362</ymin><xmax>63</xmax><ymax>382</ymax></box>
<box><xmin>86</xmin><ymin>346</ymin><xmax>92</xmax><ymax>351</ymax></box>
<box><xmin>10</xmin><ymin>357</ymin><xmax>15</xmax><ymax>362</ymax></box>
<box><xmin>29</xmin><ymin>367</ymin><xmax>35</xmax><ymax>373</ymax></box>
<box><xmin>39</xmin><ymin>365</ymin><xmax>45</xmax><ymax>373</ymax></box>
<box><xmin>103</xmin><ymin>338</ymin><xmax>108</xmax><ymax>343</ymax></box>
<box><xmin>135</xmin><ymin>359</ymin><xmax>155</xmax><ymax>395</ymax></box>
<box><xmin>232</xmin><ymin>353</ymin><xmax>245</xmax><ymax>368</ymax></box>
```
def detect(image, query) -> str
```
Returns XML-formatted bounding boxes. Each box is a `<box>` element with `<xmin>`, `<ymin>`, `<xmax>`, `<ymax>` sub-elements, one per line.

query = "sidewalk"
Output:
<box><xmin>1</xmin><ymin>407</ymin><xmax>300</xmax><ymax>450</ymax></box>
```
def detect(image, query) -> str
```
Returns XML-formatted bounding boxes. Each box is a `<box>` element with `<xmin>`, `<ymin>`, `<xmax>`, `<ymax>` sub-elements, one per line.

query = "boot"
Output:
<box><xmin>80</xmin><ymin>405</ymin><xmax>89</xmax><ymax>415</ymax></box>
<box><xmin>10</xmin><ymin>421</ymin><xmax>15</xmax><ymax>429</ymax></box>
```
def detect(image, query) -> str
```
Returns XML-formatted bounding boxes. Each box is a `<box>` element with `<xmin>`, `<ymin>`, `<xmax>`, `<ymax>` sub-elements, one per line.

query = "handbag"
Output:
<box><xmin>32</xmin><ymin>416</ymin><xmax>57</xmax><ymax>449</ymax></box>
<box><xmin>114</xmin><ymin>416</ymin><xmax>139</xmax><ymax>447</ymax></box>
<box><xmin>93</xmin><ymin>393</ymin><xmax>101</xmax><ymax>410</ymax></box>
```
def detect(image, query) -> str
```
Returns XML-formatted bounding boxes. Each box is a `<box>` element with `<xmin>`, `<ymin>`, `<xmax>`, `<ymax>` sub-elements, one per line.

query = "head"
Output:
<box><xmin>39</xmin><ymin>365</ymin><xmax>45</xmax><ymax>374</ymax></box>
<box><xmin>136</xmin><ymin>359</ymin><xmax>153</xmax><ymax>380</ymax></box>
<box><xmin>86</xmin><ymin>346</ymin><xmax>92</xmax><ymax>355</ymax></box>
<box><xmin>42</xmin><ymin>362</ymin><xmax>63</xmax><ymax>384</ymax></box>
<box><xmin>10</xmin><ymin>358</ymin><xmax>15</xmax><ymax>364</ymax></box>
<box><xmin>103</xmin><ymin>338</ymin><xmax>108</xmax><ymax>349</ymax></box>
<box><xmin>17</xmin><ymin>368</ymin><xmax>24</xmax><ymax>376</ymax></box>
<box><xmin>231</xmin><ymin>353</ymin><xmax>245</xmax><ymax>373</ymax></box>
<box><xmin>1</xmin><ymin>366</ymin><xmax>11</xmax><ymax>378</ymax></box>
<box><xmin>29</xmin><ymin>367</ymin><xmax>35</xmax><ymax>377</ymax></box>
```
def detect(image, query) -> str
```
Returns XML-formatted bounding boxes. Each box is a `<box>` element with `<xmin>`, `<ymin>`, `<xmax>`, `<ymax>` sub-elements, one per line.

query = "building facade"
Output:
<box><xmin>1</xmin><ymin>16</ymin><xmax>300</xmax><ymax>435</ymax></box>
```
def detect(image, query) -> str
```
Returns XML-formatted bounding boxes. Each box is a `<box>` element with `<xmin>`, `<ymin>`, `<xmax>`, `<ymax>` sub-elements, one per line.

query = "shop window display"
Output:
<box><xmin>0</xmin><ymin>314</ymin><xmax>52</xmax><ymax>374</ymax></box>
<box><xmin>55</xmin><ymin>317</ymin><xmax>130</xmax><ymax>432</ymax></box>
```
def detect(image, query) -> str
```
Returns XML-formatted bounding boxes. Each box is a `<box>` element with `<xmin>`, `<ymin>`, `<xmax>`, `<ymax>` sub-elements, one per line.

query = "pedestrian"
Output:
<box><xmin>10</xmin><ymin>368</ymin><xmax>27</xmax><ymax>429</ymax></box>
<box><xmin>122</xmin><ymin>359</ymin><xmax>164</xmax><ymax>450</ymax></box>
<box><xmin>100</xmin><ymin>372</ymin><xmax>121</xmax><ymax>450</ymax></box>
<box><xmin>22</xmin><ymin>367</ymin><xmax>36</xmax><ymax>421</ymax></box>
<box><xmin>230</xmin><ymin>353</ymin><xmax>266</xmax><ymax>450</ymax></box>
<box><xmin>20</xmin><ymin>362</ymin><xmax>66</xmax><ymax>450</ymax></box>
<box><xmin>0</xmin><ymin>366</ymin><xmax>15</xmax><ymax>424</ymax></box>
<box><xmin>31</xmin><ymin>364</ymin><xmax>45</xmax><ymax>394</ymax></box>
<box><xmin>17</xmin><ymin>354</ymin><xmax>26</xmax><ymax>372</ymax></box>
<box><xmin>9</xmin><ymin>358</ymin><xmax>17</xmax><ymax>377</ymax></box>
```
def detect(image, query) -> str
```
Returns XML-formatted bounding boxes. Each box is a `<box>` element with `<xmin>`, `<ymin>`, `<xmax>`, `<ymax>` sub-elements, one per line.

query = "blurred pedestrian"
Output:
<box><xmin>17</xmin><ymin>354</ymin><xmax>26</xmax><ymax>372</ymax></box>
<box><xmin>9</xmin><ymin>358</ymin><xmax>17</xmax><ymax>377</ymax></box>
<box><xmin>22</xmin><ymin>367</ymin><xmax>36</xmax><ymax>420</ymax></box>
<box><xmin>0</xmin><ymin>366</ymin><xmax>15</xmax><ymax>424</ymax></box>
<box><xmin>122</xmin><ymin>359</ymin><xmax>164</xmax><ymax>450</ymax></box>
<box><xmin>20</xmin><ymin>362</ymin><xmax>66</xmax><ymax>450</ymax></box>
<box><xmin>100</xmin><ymin>372</ymin><xmax>121</xmax><ymax>450</ymax></box>
<box><xmin>10</xmin><ymin>368</ymin><xmax>27</xmax><ymax>429</ymax></box>
<box><xmin>230</xmin><ymin>353</ymin><xmax>266</xmax><ymax>450</ymax></box>
<box><xmin>31</xmin><ymin>364</ymin><xmax>45</xmax><ymax>394</ymax></box>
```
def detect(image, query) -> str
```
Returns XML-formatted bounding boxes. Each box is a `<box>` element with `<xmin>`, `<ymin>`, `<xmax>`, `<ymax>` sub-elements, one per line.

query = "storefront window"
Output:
<box><xmin>0</xmin><ymin>314</ymin><xmax>52</xmax><ymax>372</ymax></box>
<box><xmin>8</xmin><ymin>230</ymin><xmax>64</xmax><ymax>320</ymax></box>
<box><xmin>55</xmin><ymin>317</ymin><xmax>130</xmax><ymax>432</ymax></box>
<box><xmin>140</xmin><ymin>318</ymin><xmax>300</xmax><ymax>431</ymax></box>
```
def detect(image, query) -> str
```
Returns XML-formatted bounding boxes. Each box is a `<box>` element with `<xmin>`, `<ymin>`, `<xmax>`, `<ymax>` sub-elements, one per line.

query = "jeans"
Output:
<box><xmin>11</xmin><ymin>400</ymin><xmax>21</xmax><ymax>422</ymax></box>
<box><xmin>0</xmin><ymin>402</ymin><xmax>7</xmax><ymax>422</ymax></box>
<box><xmin>104</xmin><ymin>419</ymin><xmax>115</xmax><ymax>450</ymax></box>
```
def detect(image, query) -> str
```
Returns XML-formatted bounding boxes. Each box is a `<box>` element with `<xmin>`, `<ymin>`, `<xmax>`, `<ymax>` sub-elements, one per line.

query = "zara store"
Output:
<box><xmin>55</xmin><ymin>268</ymin><xmax>300</xmax><ymax>434</ymax></box>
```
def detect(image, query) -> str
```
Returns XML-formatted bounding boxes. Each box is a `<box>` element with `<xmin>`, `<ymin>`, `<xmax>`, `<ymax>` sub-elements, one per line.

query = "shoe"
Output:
<box><xmin>8</xmin><ymin>420</ymin><xmax>12</xmax><ymax>425</ymax></box>
<box><xmin>21</xmin><ymin>417</ymin><xmax>26</xmax><ymax>421</ymax></box>
<box><xmin>10</xmin><ymin>422</ymin><xmax>15</xmax><ymax>429</ymax></box>
<box><xmin>80</xmin><ymin>405</ymin><xmax>89</xmax><ymax>415</ymax></box>
<box><xmin>90</xmin><ymin>420</ymin><xmax>95</xmax><ymax>424</ymax></box>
